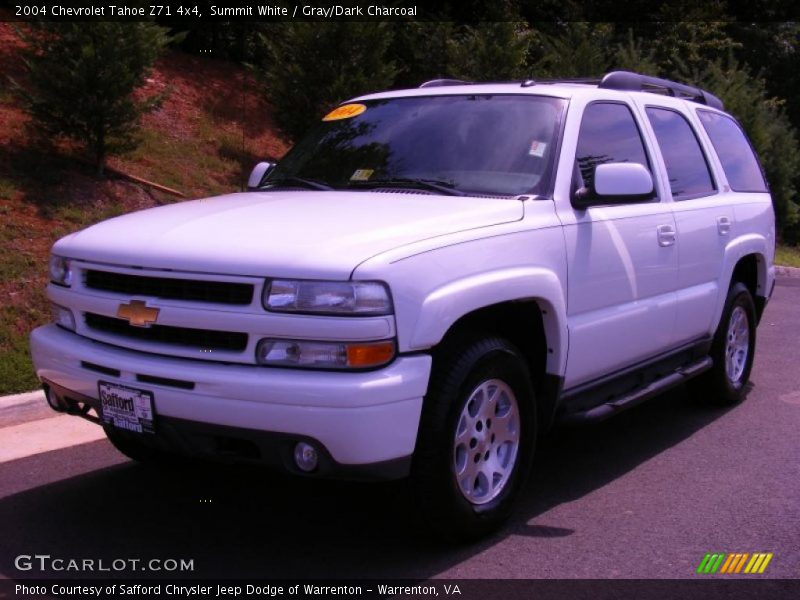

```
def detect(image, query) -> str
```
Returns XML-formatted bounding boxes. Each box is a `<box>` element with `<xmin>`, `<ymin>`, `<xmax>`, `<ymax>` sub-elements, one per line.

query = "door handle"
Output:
<box><xmin>717</xmin><ymin>216</ymin><xmax>731</xmax><ymax>236</ymax></box>
<box><xmin>657</xmin><ymin>224</ymin><xmax>676</xmax><ymax>247</ymax></box>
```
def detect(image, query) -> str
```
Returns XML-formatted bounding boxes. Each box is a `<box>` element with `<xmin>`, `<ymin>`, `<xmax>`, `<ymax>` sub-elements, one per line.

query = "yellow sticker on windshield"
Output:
<box><xmin>350</xmin><ymin>169</ymin><xmax>374</xmax><ymax>181</ymax></box>
<box><xmin>323</xmin><ymin>103</ymin><xmax>366</xmax><ymax>121</ymax></box>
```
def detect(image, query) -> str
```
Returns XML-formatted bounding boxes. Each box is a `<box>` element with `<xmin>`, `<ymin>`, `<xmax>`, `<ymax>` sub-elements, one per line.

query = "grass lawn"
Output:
<box><xmin>0</xmin><ymin>31</ymin><xmax>288</xmax><ymax>395</ymax></box>
<box><xmin>775</xmin><ymin>245</ymin><xmax>800</xmax><ymax>268</ymax></box>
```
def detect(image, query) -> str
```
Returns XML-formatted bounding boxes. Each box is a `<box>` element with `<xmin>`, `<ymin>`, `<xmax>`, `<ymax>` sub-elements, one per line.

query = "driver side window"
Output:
<box><xmin>575</xmin><ymin>102</ymin><xmax>653</xmax><ymax>199</ymax></box>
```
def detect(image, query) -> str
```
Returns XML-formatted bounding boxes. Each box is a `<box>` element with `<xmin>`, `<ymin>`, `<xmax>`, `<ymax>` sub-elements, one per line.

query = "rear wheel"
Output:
<box><xmin>693</xmin><ymin>282</ymin><xmax>757</xmax><ymax>405</ymax></box>
<box><xmin>410</xmin><ymin>335</ymin><xmax>536</xmax><ymax>541</ymax></box>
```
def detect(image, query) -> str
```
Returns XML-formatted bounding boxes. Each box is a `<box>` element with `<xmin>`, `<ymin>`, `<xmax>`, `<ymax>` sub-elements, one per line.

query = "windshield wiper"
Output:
<box><xmin>262</xmin><ymin>176</ymin><xmax>334</xmax><ymax>191</ymax></box>
<box><xmin>349</xmin><ymin>178</ymin><xmax>465</xmax><ymax>196</ymax></box>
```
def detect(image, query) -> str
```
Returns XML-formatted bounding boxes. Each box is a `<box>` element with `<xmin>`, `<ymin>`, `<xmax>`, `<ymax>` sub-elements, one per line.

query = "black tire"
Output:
<box><xmin>103</xmin><ymin>426</ymin><xmax>166</xmax><ymax>463</ymax></box>
<box><xmin>693</xmin><ymin>282</ymin><xmax>757</xmax><ymax>406</ymax></box>
<box><xmin>410</xmin><ymin>334</ymin><xmax>536</xmax><ymax>541</ymax></box>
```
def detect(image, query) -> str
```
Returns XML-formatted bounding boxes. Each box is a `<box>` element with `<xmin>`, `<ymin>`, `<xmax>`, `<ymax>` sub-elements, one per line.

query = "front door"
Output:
<box><xmin>557</xmin><ymin>100</ymin><xmax>679</xmax><ymax>389</ymax></box>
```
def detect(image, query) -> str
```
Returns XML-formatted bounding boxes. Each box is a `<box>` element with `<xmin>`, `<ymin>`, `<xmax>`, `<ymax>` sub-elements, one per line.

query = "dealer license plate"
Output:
<box><xmin>98</xmin><ymin>381</ymin><xmax>155</xmax><ymax>434</ymax></box>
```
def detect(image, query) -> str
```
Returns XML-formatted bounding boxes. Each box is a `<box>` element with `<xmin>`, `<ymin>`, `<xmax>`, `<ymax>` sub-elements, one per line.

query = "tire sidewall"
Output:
<box><xmin>412</xmin><ymin>336</ymin><xmax>537</xmax><ymax>538</ymax></box>
<box><xmin>713</xmin><ymin>282</ymin><xmax>757</xmax><ymax>401</ymax></box>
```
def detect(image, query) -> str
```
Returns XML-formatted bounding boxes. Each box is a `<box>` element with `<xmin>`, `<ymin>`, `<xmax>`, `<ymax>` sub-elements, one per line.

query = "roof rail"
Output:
<box><xmin>598</xmin><ymin>71</ymin><xmax>724</xmax><ymax>110</ymax></box>
<box><xmin>536</xmin><ymin>76</ymin><xmax>602</xmax><ymax>85</ymax></box>
<box><xmin>419</xmin><ymin>79</ymin><xmax>472</xmax><ymax>88</ymax></box>
<box><xmin>414</xmin><ymin>72</ymin><xmax>725</xmax><ymax>110</ymax></box>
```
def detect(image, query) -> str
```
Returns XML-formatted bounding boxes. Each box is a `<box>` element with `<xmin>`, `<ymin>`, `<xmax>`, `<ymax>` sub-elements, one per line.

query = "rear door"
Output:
<box><xmin>639</xmin><ymin>101</ymin><xmax>731</xmax><ymax>345</ymax></box>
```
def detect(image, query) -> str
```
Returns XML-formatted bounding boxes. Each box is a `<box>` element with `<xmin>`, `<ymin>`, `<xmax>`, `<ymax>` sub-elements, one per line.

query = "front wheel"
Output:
<box><xmin>693</xmin><ymin>282</ymin><xmax>757</xmax><ymax>405</ymax></box>
<box><xmin>410</xmin><ymin>335</ymin><xmax>536</xmax><ymax>541</ymax></box>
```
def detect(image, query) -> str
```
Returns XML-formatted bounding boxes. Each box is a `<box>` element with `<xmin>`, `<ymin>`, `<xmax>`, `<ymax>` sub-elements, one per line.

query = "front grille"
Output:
<box><xmin>85</xmin><ymin>313</ymin><xmax>248</xmax><ymax>352</ymax></box>
<box><xmin>85</xmin><ymin>270</ymin><xmax>254</xmax><ymax>305</ymax></box>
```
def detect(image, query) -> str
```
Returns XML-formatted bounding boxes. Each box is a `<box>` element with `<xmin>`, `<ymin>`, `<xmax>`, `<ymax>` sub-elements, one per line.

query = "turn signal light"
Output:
<box><xmin>256</xmin><ymin>338</ymin><xmax>395</xmax><ymax>369</ymax></box>
<box><xmin>346</xmin><ymin>341</ymin><xmax>395</xmax><ymax>368</ymax></box>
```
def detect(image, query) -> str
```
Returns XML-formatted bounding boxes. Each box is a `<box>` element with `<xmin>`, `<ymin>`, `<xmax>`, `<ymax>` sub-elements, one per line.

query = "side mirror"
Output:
<box><xmin>247</xmin><ymin>161</ymin><xmax>277</xmax><ymax>191</ymax></box>
<box><xmin>572</xmin><ymin>162</ymin><xmax>654</xmax><ymax>209</ymax></box>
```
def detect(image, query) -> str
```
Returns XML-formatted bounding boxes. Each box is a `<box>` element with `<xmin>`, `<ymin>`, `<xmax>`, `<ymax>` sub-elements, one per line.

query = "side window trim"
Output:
<box><xmin>645</xmin><ymin>104</ymin><xmax>718</xmax><ymax>201</ymax></box>
<box><xmin>574</xmin><ymin>99</ymin><xmax>661</xmax><ymax>206</ymax></box>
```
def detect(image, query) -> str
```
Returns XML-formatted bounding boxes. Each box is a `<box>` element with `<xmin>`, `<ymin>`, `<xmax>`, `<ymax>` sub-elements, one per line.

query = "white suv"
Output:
<box><xmin>30</xmin><ymin>71</ymin><xmax>775</xmax><ymax>539</ymax></box>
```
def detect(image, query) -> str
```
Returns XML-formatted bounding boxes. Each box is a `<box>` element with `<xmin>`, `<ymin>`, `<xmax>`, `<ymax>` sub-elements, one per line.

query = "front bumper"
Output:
<box><xmin>30</xmin><ymin>325</ymin><xmax>432</xmax><ymax>479</ymax></box>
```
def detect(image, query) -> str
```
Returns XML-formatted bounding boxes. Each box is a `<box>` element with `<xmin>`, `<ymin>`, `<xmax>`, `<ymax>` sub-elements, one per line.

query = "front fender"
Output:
<box><xmin>410</xmin><ymin>267</ymin><xmax>568</xmax><ymax>375</ymax></box>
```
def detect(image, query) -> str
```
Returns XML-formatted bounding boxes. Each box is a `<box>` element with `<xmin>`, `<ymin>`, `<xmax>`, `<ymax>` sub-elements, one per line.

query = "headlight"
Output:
<box><xmin>49</xmin><ymin>255</ymin><xmax>73</xmax><ymax>286</ymax></box>
<box><xmin>263</xmin><ymin>280</ymin><xmax>392</xmax><ymax>315</ymax></box>
<box><xmin>256</xmin><ymin>338</ymin><xmax>395</xmax><ymax>369</ymax></box>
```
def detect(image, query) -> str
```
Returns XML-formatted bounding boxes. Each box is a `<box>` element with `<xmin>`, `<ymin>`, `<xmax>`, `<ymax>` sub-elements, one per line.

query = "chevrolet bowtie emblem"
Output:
<box><xmin>117</xmin><ymin>300</ymin><xmax>160</xmax><ymax>327</ymax></box>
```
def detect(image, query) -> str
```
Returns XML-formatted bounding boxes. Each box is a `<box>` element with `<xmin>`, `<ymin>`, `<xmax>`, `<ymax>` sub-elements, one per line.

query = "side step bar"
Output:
<box><xmin>560</xmin><ymin>357</ymin><xmax>713</xmax><ymax>425</ymax></box>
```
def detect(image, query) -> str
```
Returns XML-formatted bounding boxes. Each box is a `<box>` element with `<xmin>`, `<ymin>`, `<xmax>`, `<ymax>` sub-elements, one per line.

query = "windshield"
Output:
<box><xmin>264</xmin><ymin>95</ymin><xmax>567</xmax><ymax>197</ymax></box>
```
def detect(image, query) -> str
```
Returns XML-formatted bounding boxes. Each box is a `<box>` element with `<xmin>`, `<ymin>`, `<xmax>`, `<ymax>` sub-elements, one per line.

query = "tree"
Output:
<box><xmin>257</xmin><ymin>23</ymin><xmax>398</xmax><ymax>141</ymax></box>
<box><xmin>446</xmin><ymin>22</ymin><xmax>534</xmax><ymax>81</ymax></box>
<box><xmin>728</xmin><ymin>22</ymin><xmax>800</xmax><ymax>138</ymax></box>
<box><xmin>653</xmin><ymin>3</ymin><xmax>740</xmax><ymax>76</ymax></box>
<box><xmin>390</xmin><ymin>22</ymin><xmax>458</xmax><ymax>88</ymax></box>
<box><xmin>613</xmin><ymin>29</ymin><xmax>660</xmax><ymax>75</ymax></box>
<box><xmin>531</xmin><ymin>22</ymin><xmax>615</xmax><ymax>79</ymax></box>
<box><xmin>13</xmin><ymin>22</ymin><xmax>170</xmax><ymax>175</ymax></box>
<box><xmin>689</xmin><ymin>58</ymin><xmax>800</xmax><ymax>243</ymax></box>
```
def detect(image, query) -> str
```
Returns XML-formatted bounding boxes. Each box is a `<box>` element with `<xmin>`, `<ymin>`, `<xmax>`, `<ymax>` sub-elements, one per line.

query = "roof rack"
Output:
<box><xmin>417</xmin><ymin>71</ymin><xmax>724</xmax><ymax>110</ymax></box>
<box><xmin>598</xmin><ymin>71</ymin><xmax>724</xmax><ymax>110</ymax></box>
<box><xmin>419</xmin><ymin>79</ymin><xmax>472</xmax><ymax>88</ymax></box>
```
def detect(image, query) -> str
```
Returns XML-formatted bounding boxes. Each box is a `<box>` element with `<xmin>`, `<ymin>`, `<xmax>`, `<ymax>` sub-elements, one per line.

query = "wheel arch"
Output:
<box><xmin>714</xmin><ymin>236</ymin><xmax>771</xmax><ymax>328</ymax></box>
<box><xmin>408</xmin><ymin>267</ymin><xmax>568</xmax><ymax>375</ymax></box>
<box><xmin>427</xmin><ymin>297</ymin><xmax>563</xmax><ymax>432</ymax></box>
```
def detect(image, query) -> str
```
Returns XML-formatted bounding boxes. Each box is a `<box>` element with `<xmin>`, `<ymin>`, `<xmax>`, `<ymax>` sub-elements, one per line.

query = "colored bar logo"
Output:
<box><xmin>697</xmin><ymin>552</ymin><xmax>773</xmax><ymax>574</ymax></box>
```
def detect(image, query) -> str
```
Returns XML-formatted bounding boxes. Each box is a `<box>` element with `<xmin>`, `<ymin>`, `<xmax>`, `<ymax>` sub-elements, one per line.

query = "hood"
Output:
<box><xmin>55</xmin><ymin>191</ymin><xmax>523</xmax><ymax>279</ymax></box>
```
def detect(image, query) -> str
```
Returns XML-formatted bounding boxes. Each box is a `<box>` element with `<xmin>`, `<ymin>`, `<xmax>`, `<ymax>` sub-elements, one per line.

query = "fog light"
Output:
<box><xmin>51</xmin><ymin>304</ymin><xmax>76</xmax><ymax>331</ymax></box>
<box><xmin>294</xmin><ymin>442</ymin><xmax>319</xmax><ymax>472</ymax></box>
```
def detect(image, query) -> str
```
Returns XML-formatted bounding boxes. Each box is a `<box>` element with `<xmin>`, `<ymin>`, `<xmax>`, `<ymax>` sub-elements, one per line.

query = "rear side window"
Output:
<box><xmin>646</xmin><ymin>107</ymin><xmax>715</xmax><ymax>199</ymax></box>
<box><xmin>576</xmin><ymin>102</ymin><xmax>651</xmax><ymax>193</ymax></box>
<box><xmin>697</xmin><ymin>110</ymin><xmax>768</xmax><ymax>192</ymax></box>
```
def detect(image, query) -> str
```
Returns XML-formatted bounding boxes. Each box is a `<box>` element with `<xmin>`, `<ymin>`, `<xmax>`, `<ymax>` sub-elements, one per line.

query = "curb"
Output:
<box><xmin>776</xmin><ymin>265</ymin><xmax>800</xmax><ymax>278</ymax></box>
<box><xmin>0</xmin><ymin>390</ymin><xmax>44</xmax><ymax>409</ymax></box>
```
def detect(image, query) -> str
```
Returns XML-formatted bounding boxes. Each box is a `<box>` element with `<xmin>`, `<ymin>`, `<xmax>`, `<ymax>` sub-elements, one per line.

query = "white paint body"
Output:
<box><xmin>30</xmin><ymin>82</ymin><xmax>775</xmax><ymax>469</ymax></box>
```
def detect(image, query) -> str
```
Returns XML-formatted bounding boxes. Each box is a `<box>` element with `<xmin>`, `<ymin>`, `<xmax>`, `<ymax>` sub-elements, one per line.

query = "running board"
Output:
<box><xmin>560</xmin><ymin>356</ymin><xmax>713</xmax><ymax>424</ymax></box>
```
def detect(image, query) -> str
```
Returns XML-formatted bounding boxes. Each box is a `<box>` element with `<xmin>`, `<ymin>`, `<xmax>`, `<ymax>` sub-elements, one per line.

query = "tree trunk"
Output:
<box><xmin>95</xmin><ymin>129</ymin><xmax>106</xmax><ymax>177</ymax></box>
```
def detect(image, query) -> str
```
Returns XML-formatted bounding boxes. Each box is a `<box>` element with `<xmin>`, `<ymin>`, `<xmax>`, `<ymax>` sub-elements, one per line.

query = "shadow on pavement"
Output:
<box><xmin>0</xmin><ymin>384</ymin><xmax>734</xmax><ymax>580</ymax></box>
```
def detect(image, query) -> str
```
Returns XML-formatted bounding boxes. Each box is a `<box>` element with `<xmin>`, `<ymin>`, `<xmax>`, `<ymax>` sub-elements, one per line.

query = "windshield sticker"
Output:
<box><xmin>323</xmin><ymin>103</ymin><xmax>367</xmax><ymax>121</ymax></box>
<box><xmin>529</xmin><ymin>140</ymin><xmax>547</xmax><ymax>157</ymax></box>
<box><xmin>350</xmin><ymin>169</ymin><xmax>374</xmax><ymax>181</ymax></box>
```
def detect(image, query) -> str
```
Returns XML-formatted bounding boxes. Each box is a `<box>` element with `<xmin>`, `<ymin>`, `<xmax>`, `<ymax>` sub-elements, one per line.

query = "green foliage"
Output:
<box><xmin>728</xmin><ymin>22</ymin><xmax>800</xmax><ymax>139</ymax></box>
<box><xmin>775</xmin><ymin>245</ymin><xmax>800</xmax><ymax>268</ymax></box>
<box><xmin>613</xmin><ymin>30</ymin><xmax>660</xmax><ymax>75</ymax></box>
<box><xmin>532</xmin><ymin>23</ymin><xmax>615</xmax><ymax>78</ymax></box>
<box><xmin>0</xmin><ymin>332</ymin><xmax>41</xmax><ymax>395</ymax></box>
<box><xmin>687</xmin><ymin>59</ymin><xmax>800</xmax><ymax>243</ymax></box>
<box><xmin>12</xmin><ymin>22</ymin><xmax>170</xmax><ymax>174</ymax></box>
<box><xmin>0</xmin><ymin>176</ymin><xmax>18</xmax><ymax>200</ymax></box>
<box><xmin>653</xmin><ymin>3</ymin><xmax>740</xmax><ymax>75</ymax></box>
<box><xmin>446</xmin><ymin>22</ymin><xmax>534</xmax><ymax>80</ymax></box>
<box><xmin>390</xmin><ymin>22</ymin><xmax>457</xmax><ymax>88</ymax></box>
<box><xmin>257</xmin><ymin>23</ymin><xmax>398</xmax><ymax>141</ymax></box>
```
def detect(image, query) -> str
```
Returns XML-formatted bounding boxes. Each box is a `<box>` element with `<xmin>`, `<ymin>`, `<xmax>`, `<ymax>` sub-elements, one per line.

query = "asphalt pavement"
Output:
<box><xmin>1</xmin><ymin>279</ymin><xmax>798</xmax><ymax>583</ymax></box>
